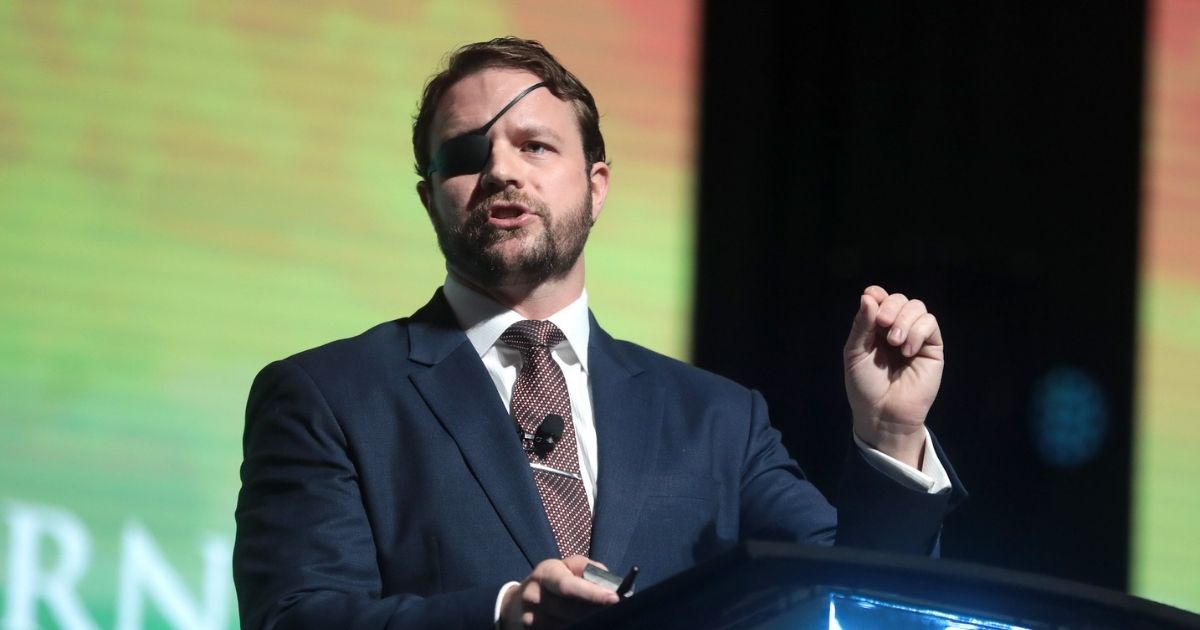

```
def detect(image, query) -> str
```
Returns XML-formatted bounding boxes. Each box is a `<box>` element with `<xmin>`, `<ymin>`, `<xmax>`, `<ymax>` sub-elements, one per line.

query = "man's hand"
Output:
<box><xmin>843</xmin><ymin>285</ymin><xmax>945</xmax><ymax>469</ymax></box>
<box><xmin>501</xmin><ymin>555</ymin><xmax>619</xmax><ymax>629</ymax></box>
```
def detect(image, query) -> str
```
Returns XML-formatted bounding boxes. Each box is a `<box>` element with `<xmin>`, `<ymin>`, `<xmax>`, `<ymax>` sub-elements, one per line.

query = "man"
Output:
<box><xmin>234</xmin><ymin>37</ymin><xmax>964</xmax><ymax>629</ymax></box>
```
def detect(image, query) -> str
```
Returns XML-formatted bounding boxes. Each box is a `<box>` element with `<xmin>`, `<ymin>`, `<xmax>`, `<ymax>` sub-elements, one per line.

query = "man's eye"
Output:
<box><xmin>523</xmin><ymin>142</ymin><xmax>548</xmax><ymax>154</ymax></box>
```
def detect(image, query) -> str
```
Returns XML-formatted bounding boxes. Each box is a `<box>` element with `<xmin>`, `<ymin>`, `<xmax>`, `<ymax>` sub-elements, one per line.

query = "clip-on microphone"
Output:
<box><xmin>519</xmin><ymin>414</ymin><xmax>564</xmax><ymax>458</ymax></box>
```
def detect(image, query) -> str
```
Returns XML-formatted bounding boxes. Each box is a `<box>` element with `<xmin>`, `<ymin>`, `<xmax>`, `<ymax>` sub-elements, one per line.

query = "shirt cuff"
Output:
<box><xmin>495</xmin><ymin>581</ymin><xmax>521</xmax><ymax>627</ymax></box>
<box><xmin>852</xmin><ymin>429</ymin><xmax>952</xmax><ymax>494</ymax></box>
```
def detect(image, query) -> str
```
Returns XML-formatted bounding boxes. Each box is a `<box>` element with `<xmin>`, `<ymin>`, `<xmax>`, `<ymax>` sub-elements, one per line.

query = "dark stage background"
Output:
<box><xmin>694</xmin><ymin>2</ymin><xmax>1144</xmax><ymax>591</ymax></box>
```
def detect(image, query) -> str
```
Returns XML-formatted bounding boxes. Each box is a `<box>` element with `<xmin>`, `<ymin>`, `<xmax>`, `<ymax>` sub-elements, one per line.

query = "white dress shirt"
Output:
<box><xmin>442</xmin><ymin>276</ymin><xmax>600</xmax><ymax>508</ymax></box>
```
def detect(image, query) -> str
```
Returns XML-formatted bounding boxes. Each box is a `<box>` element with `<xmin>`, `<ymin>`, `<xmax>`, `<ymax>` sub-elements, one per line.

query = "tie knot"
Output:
<box><xmin>500</xmin><ymin>320</ymin><xmax>566</xmax><ymax>355</ymax></box>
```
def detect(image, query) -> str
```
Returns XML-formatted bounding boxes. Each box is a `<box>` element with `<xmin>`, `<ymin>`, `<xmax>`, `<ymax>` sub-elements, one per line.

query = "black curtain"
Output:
<box><xmin>694</xmin><ymin>2</ymin><xmax>1145</xmax><ymax>590</ymax></box>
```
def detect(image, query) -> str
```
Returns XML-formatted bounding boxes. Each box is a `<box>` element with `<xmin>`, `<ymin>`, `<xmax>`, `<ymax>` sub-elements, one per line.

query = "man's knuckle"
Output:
<box><xmin>524</xmin><ymin>582</ymin><xmax>541</xmax><ymax>604</ymax></box>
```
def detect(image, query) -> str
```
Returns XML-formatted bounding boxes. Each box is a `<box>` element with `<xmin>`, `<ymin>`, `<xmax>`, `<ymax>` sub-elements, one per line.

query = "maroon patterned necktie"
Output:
<box><xmin>500</xmin><ymin>320</ymin><xmax>592</xmax><ymax>558</ymax></box>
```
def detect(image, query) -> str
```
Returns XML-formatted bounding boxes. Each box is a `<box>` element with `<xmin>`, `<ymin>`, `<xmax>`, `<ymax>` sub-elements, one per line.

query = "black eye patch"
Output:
<box><xmin>427</xmin><ymin>81</ymin><xmax>548</xmax><ymax>179</ymax></box>
<box><xmin>428</xmin><ymin>133</ymin><xmax>492</xmax><ymax>179</ymax></box>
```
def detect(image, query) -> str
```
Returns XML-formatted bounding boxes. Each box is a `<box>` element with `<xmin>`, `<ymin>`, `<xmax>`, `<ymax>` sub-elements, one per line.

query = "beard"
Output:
<box><xmin>432</xmin><ymin>186</ymin><xmax>594</xmax><ymax>288</ymax></box>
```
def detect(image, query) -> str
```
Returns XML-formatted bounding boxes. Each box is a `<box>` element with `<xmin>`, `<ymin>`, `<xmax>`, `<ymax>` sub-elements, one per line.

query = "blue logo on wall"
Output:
<box><xmin>1030</xmin><ymin>366</ymin><xmax>1108</xmax><ymax>468</ymax></box>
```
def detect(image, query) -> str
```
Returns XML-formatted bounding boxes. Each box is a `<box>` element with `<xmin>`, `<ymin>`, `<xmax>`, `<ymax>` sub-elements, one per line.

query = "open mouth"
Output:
<box><xmin>486</xmin><ymin>203</ymin><xmax>537</xmax><ymax>228</ymax></box>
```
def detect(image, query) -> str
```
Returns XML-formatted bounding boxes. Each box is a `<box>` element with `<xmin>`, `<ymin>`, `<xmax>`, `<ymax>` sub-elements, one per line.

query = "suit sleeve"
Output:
<box><xmin>835</xmin><ymin>428</ymin><xmax>966</xmax><ymax>555</ymax></box>
<box><xmin>737</xmin><ymin>390</ymin><xmax>840</xmax><ymax>546</ymax></box>
<box><xmin>233</xmin><ymin>359</ymin><xmax>499</xmax><ymax>630</ymax></box>
<box><xmin>736</xmin><ymin>389</ymin><xmax>966</xmax><ymax>555</ymax></box>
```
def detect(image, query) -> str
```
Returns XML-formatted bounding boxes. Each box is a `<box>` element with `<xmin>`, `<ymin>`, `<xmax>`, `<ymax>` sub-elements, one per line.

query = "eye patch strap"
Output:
<box><xmin>475</xmin><ymin>81</ymin><xmax>547</xmax><ymax>137</ymax></box>
<box><xmin>427</xmin><ymin>81</ymin><xmax>548</xmax><ymax>179</ymax></box>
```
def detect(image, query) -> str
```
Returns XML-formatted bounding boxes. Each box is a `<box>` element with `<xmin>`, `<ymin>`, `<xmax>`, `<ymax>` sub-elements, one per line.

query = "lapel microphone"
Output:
<box><xmin>519</xmin><ymin>414</ymin><xmax>565</xmax><ymax>458</ymax></box>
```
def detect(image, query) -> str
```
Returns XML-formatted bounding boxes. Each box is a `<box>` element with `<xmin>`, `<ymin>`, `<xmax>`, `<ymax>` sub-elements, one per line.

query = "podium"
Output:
<box><xmin>573</xmin><ymin>541</ymin><xmax>1200</xmax><ymax>629</ymax></box>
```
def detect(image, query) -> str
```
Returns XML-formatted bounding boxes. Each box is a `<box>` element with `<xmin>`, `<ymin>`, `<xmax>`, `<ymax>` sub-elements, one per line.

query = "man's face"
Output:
<box><xmin>418</xmin><ymin>68</ymin><xmax>609</xmax><ymax>289</ymax></box>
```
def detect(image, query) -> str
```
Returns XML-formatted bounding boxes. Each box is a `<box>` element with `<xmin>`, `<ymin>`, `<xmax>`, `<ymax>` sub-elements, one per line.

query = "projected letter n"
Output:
<box><xmin>115</xmin><ymin>522</ymin><xmax>231</xmax><ymax>630</ymax></box>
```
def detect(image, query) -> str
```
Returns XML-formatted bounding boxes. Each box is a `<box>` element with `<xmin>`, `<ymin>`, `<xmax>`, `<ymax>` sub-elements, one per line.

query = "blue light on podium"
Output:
<box><xmin>827</xmin><ymin>592</ymin><xmax>1031</xmax><ymax>629</ymax></box>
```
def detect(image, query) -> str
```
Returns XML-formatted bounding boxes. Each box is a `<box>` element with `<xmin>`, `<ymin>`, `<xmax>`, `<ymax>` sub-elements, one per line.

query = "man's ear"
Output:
<box><xmin>588</xmin><ymin>161</ymin><xmax>610</xmax><ymax>222</ymax></box>
<box><xmin>417</xmin><ymin>180</ymin><xmax>435</xmax><ymax>223</ymax></box>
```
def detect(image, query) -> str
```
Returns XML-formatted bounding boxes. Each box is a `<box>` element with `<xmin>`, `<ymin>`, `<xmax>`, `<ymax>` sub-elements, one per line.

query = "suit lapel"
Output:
<box><xmin>406</xmin><ymin>291</ymin><xmax>558</xmax><ymax>567</ymax></box>
<box><xmin>588</xmin><ymin>318</ymin><xmax>663</xmax><ymax>568</ymax></box>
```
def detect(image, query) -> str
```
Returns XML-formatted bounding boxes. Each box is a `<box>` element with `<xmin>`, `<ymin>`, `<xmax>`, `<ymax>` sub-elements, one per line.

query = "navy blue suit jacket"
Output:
<box><xmin>233</xmin><ymin>290</ymin><xmax>963</xmax><ymax>629</ymax></box>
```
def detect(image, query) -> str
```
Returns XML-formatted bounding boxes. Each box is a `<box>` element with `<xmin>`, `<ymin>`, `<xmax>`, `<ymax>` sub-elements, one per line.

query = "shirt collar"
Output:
<box><xmin>442</xmin><ymin>274</ymin><xmax>591</xmax><ymax>371</ymax></box>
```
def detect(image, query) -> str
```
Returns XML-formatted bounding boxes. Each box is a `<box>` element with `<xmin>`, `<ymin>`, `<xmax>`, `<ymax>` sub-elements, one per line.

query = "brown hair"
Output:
<box><xmin>412</xmin><ymin>37</ymin><xmax>608</xmax><ymax>179</ymax></box>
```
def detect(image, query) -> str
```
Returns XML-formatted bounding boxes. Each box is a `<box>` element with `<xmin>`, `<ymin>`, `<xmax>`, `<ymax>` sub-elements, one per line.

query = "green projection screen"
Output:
<box><xmin>1134</xmin><ymin>0</ymin><xmax>1200</xmax><ymax>613</ymax></box>
<box><xmin>0</xmin><ymin>2</ymin><xmax>698</xmax><ymax>627</ymax></box>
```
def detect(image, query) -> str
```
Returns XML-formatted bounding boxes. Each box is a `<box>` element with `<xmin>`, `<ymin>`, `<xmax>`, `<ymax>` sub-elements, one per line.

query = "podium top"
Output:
<box><xmin>572</xmin><ymin>541</ymin><xmax>1200</xmax><ymax>630</ymax></box>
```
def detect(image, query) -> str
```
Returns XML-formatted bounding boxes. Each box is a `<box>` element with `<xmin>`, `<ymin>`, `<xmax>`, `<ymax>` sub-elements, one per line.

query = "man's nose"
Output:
<box><xmin>479</xmin><ymin>142</ymin><xmax>524</xmax><ymax>192</ymax></box>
